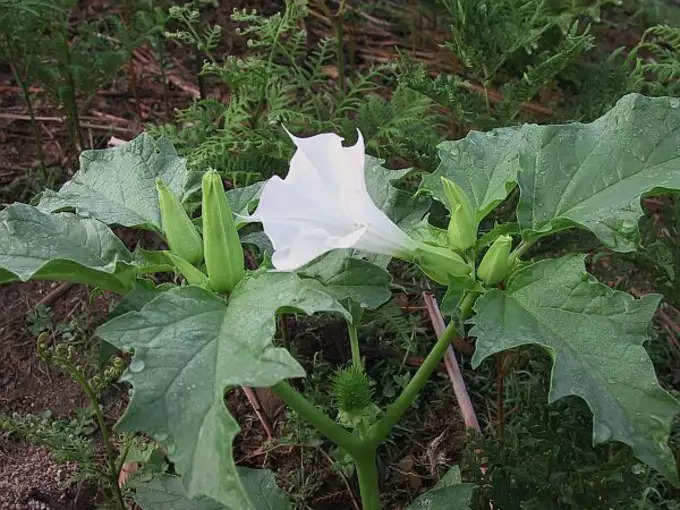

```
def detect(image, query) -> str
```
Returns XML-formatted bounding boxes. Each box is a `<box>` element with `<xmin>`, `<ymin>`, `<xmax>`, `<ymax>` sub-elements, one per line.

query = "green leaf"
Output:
<box><xmin>134</xmin><ymin>475</ymin><xmax>224</xmax><ymax>510</ymax></box>
<box><xmin>406</xmin><ymin>216</ymin><xmax>449</xmax><ymax>248</ymax></box>
<box><xmin>365</xmin><ymin>155</ymin><xmax>429</xmax><ymax>231</ymax></box>
<box><xmin>227</xmin><ymin>182</ymin><xmax>264</xmax><ymax>219</ymax></box>
<box><xmin>298</xmin><ymin>250</ymin><xmax>391</xmax><ymax>309</ymax></box>
<box><xmin>133</xmin><ymin>248</ymin><xmax>175</xmax><ymax>274</ymax></box>
<box><xmin>38</xmin><ymin>134</ymin><xmax>199</xmax><ymax>229</ymax></box>
<box><xmin>420</xmin><ymin>127</ymin><xmax>530</xmax><ymax>221</ymax></box>
<box><xmin>470</xmin><ymin>254</ymin><xmax>680</xmax><ymax>482</ymax></box>
<box><xmin>96</xmin><ymin>273</ymin><xmax>349</xmax><ymax>508</ymax></box>
<box><xmin>101</xmin><ymin>280</ymin><xmax>167</xmax><ymax>362</ymax></box>
<box><xmin>406</xmin><ymin>466</ymin><xmax>475</xmax><ymax>509</ymax></box>
<box><xmin>517</xmin><ymin>94</ymin><xmax>680</xmax><ymax>251</ymax></box>
<box><xmin>133</xmin><ymin>469</ymin><xmax>290</xmax><ymax>510</ymax></box>
<box><xmin>0</xmin><ymin>203</ymin><xmax>135</xmax><ymax>293</ymax></box>
<box><xmin>109</xmin><ymin>281</ymin><xmax>166</xmax><ymax>319</ymax></box>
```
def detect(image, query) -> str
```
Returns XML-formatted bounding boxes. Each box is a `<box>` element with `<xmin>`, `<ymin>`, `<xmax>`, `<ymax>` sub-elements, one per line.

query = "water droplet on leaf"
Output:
<box><xmin>129</xmin><ymin>359</ymin><xmax>145</xmax><ymax>373</ymax></box>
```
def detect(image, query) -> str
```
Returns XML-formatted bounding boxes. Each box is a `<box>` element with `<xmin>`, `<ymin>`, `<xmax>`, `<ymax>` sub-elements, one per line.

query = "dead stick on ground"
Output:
<box><xmin>241</xmin><ymin>386</ymin><xmax>274</xmax><ymax>440</ymax></box>
<box><xmin>422</xmin><ymin>292</ymin><xmax>481</xmax><ymax>433</ymax></box>
<box><xmin>317</xmin><ymin>446</ymin><xmax>361</xmax><ymax>510</ymax></box>
<box><xmin>37</xmin><ymin>282</ymin><xmax>74</xmax><ymax>307</ymax></box>
<box><xmin>422</xmin><ymin>293</ymin><xmax>496</xmax><ymax>509</ymax></box>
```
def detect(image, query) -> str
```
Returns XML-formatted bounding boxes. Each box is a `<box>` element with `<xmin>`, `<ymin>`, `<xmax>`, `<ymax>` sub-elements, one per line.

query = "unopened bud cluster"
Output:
<box><xmin>420</xmin><ymin>177</ymin><xmax>517</xmax><ymax>288</ymax></box>
<box><xmin>156</xmin><ymin>171</ymin><xmax>245</xmax><ymax>294</ymax></box>
<box><xmin>36</xmin><ymin>333</ymin><xmax>124</xmax><ymax>393</ymax></box>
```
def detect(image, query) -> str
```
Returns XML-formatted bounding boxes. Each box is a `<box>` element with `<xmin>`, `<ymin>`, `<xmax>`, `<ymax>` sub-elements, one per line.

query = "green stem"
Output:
<box><xmin>458</xmin><ymin>291</ymin><xmax>476</xmax><ymax>321</ymax></box>
<box><xmin>511</xmin><ymin>238</ymin><xmax>537</xmax><ymax>259</ymax></box>
<box><xmin>70</xmin><ymin>370</ymin><xmax>126</xmax><ymax>510</ymax></box>
<box><xmin>61</xmin><ymin>39</ymin><xmax>84</xmax><ymax>152</ymax></box>
<box><xmin>348</xmin><ymin>321</ymin><xmax>361</xmax><ymax>369</ymax></box>
<box><xmin>270</xmin><ymin>381</ymin><xmax>360</xmax><ymax>456</ymax></box>
<box><xmin>355</xmin><ymin>450</ymin><xmax>381</xmax><ymax>510</ymax></box>
<box><xmin>8</xmin><ymin>59</ymin><xmax>46</xmax><ymax>173</ymax></box>
<box><xmin>367</xmin><ymin>320</ymin><xmax>459</xmax><ymax>446</ymax></box>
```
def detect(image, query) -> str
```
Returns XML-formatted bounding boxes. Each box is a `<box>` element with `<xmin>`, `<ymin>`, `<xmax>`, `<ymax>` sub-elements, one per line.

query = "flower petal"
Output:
<box><xmin>270</xmin><ymin>224</ymin><xmax>367</xmax><ymax>271</ymax></box>
<box><xmin>250</xmin><ymin>128</ymin><xmax>418</xmax><ymax>271</ymax></box>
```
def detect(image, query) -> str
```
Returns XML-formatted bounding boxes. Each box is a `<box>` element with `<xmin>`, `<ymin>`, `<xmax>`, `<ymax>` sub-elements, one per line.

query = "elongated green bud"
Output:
<box><xmin>167</xmin><ymin>252</ymin><xmax>209</xmax><ymax>287</ymax></box>
<box><xmin>157</xmin><ymin>180</ymin><xmax>203</xmax><ymax>265</ymax></box>
<box><xmin>477</xmin><ymin>234</ymin><xmax>513</xmax><ymax>286</ymax></box>
<box><xmin>441</xmin><ymin>177</ymin><xmax>476</xmax><ymax>251</ymax></box>
<box><xmin>415</xmin><ymin>242</ymin><xmax>471</xmax><ymax>285</ymax></box>
<box><xmin>202</xmin><ymin>170</ymin><xmax>245</xmax><ymax>293</ymax></box>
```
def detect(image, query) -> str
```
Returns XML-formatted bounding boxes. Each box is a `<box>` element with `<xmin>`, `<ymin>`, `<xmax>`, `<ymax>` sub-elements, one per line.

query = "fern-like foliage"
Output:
<box><xmin>153</xmin><ymin>0</ymin><xmax>443</xmax><ymax>176</ymax></box>
<box><xmin>629</xmin><ymin>25</ymin><xmax>680</xmax><ymax>96</ymax></box>
<box><xmin>399</xmin><ymin>0</ymin><xmax>600</xmax><ymax>127</ymax></box>
<box><xmin>0</xmin><ymin>412</ymin><xmax>98</xmax><ymax>481</ymax></box>
<box><xmin>497</xmin><ymin>22</ymin><xmax>595</xmax><ymax>120</ymax></box>
<box><xmin>441</xmin><ymin>0</ymin><xmax>553</xmax><ymax>83</ymax></box>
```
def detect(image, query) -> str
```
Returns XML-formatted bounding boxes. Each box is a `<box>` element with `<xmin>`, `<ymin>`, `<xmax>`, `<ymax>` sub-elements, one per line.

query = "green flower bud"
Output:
<box><xmin>156</xmin><ymin>180</ymin><xmax>203</xmax><ymax>265</ymax></box>
<box><xmin>202</xmin><ymin>170</ymin><xmax>245</xmax><ymax>293</ymax></box>
<box><xmin>441</xmin><ymin>177</ymin><xmax>476</xmax><ymax>251</ymax></box>
<box><xmin>167</xmin><ymin>252</ymin><xmax>209</xmax><ymax>288</ymax></box>
<box><xmin>477</xmin><ymin>234</ymin><xmax>513</xmax><ymax>286</ymax></box>
<box><xmin>415</xmin><ymin>242</ymin><xmax>471</xmax><ymax>285</ymax></box>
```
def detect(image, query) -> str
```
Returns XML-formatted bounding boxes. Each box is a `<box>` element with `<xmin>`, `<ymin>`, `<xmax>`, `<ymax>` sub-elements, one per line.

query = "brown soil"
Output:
<box><xmin>0</xmin><ymin>281</ymin><xmax>122</xmax><ymax>509</ymax></box>
<box><xmin>0</xmin><ymin>439</ymin><xmax>89</xmax><ymax>510</ymax></box>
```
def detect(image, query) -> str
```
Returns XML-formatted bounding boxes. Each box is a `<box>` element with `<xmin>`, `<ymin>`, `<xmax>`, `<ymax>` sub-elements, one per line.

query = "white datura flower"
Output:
<box><xmin>248</xmin><ymin>129</ymin><xmax>471</xmax><ymax>284</ymax></box>
<box><xmin>249</xmin><ymin>130</ymin><xmax>417</xmax><ymax>271</ymax></box>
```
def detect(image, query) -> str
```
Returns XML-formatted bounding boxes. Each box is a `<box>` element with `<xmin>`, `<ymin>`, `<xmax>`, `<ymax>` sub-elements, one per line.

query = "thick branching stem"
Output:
<box><xmin>70</xmin><ymin>371</ymin><xmax>126</xmax><ymax>510</ymax></box>
<box><xmin>367</xmin><ymin>320</ymin><xmax>460</xmax><ymax>447</ymax></box>
<box><xmin>270</xmin><ymin>381</ymin><xmax>361</xmax><ymax>456</ymax></box>
<box><xmin>273</xmin><ymin>297</ymin><xmax>469</xmax><ymax>509</ymax></box>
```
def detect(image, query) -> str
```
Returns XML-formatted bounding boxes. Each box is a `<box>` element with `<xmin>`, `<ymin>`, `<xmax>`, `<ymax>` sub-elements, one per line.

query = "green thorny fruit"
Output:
<box><xmin>332</xmin><ymin>365</ymin><xmax>374</xmax><ymax>414</ymax></box>
<box><xmin>441</xmin><ymin>177</ymin><xmax>476</xmax><ymax>251</ymax></box>
<box><xmin>414</xmin><ymin>243</ymin><xmax>471</xmax><ymax>285</ymax></box>
<box><xmin>156</xmin><ymin>180</ymin><xmax>203</xmax><ymax>265</ymax></box>
<box><xmin>202</xmin><ymin>170</ymin><xmax>245</xmax><ymax>293</ymax></box>
<box><xmin>477</xmin><ymin>234</ymin><xmax>514</xmax><ymax>286</ymax></box>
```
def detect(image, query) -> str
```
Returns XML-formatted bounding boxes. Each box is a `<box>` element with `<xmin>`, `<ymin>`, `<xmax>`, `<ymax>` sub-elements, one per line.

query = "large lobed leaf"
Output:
<box><xmin>517</xmin><ymin>94</ymin><xmax>680</xmax><ymax>251</ymax></box>
<box><xmin>133</xmin><ymin>469</ymin><xmax>291</xmax><ymax>510</ymax></box>
<box><xmin>298</xmin><ymin>250</ymin><xmax>391</xmax><ymax>309</ymax></box>
<box><xmin>420</xmin><ymin>126</ymin><xmax>530</xmax><ymax>223</ymax></box>
<box><xmin>420</xmin><ymin>94</ymin><xmax>680</xmax><ymax>251</ymax></box>
<box><xmin>406</xmin><ymin>466</ymin><xmax>475</xmax><ymax>510</ymax></box>
<box><xmin>365</xmin><ymin>155</ymin><xmax>430</xmax><ymax>231</ymax></box>
<box><xmin>0</xmin><ymin>203</ymin><xmax>136</xmax><ymax>293</ymax></box>
<box><xmin>96</xmin><ymin>273</ymin><xmax>349</xmax><ymax>508</ymax></box>
<box><xmin>470</xmin><ymin>255</ymin><xmax>680</xmax><ymax>481</ymax></box>
<box><xmin>38</xmin><ymin>134</ymin><xmax>199</xmax><ymax>229</ymax></box>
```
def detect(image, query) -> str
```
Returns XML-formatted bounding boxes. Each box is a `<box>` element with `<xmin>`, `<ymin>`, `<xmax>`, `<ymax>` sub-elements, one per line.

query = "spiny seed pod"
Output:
<box><xmin>477</xmin><ymin>234</ymin><xmax>514</xmax><ymax>286</ymax></box>
<box><xmin>157</xmin><ymin>180</ymin><xmax>203</xmax><ymax>266</ymax></box>
<box><xmin>441</xmin><ymin>177</ymin><xmax>476</xmax><ymax>251</ymax></box>
<box><xmin>414</xmin><ymin>243</ymin><xmax>471</xmax><ymax>285</ymax></box>
<box><xmin>332</xmin><ymin>366</ymin><xmax>374</xmax><ymax>413</ymax></box>
<box><xmin>202</xmin><ymin>170</ymin><xmax>245</xmax><ymax>293</ymax></box>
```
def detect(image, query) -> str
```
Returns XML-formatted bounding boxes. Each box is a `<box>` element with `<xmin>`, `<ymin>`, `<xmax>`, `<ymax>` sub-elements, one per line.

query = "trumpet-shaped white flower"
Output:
<box><xmin>249</xmin><ymin>130</ymin><xmax>419</xmax><ymax>271</ymax></box>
